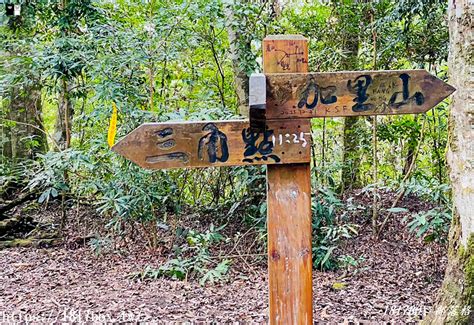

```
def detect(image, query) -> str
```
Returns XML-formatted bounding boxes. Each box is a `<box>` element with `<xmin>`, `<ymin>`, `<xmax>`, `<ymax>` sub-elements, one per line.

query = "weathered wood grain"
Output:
<box><xmin>265</xmin><ymin>70</ymin><xmax>456</xmax><ymax>119</ymax></box>
<box><xmin>265</xmin><ymin>35</ymin><xmax>313</xmax><ymax>325</ymax></box>
<box><xmin>263</xmin><ymin>35</ymin><xmax>309</xmax><ymax>74</ymax></box>
<box><xmin>112</xmin><ymin>120</ymin><xmax>311</xmax><ymax>169</ymax></box>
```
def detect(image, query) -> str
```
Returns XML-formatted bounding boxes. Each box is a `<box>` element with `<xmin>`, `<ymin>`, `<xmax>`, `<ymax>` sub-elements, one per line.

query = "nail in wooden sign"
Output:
<box><xmin>112</xmin><ymin>120</ymin><xmax>311</xmax><ymax>169</ymax></box>
<box><xmin>264</xmin><ymin>69</ymin><xmax>455</xmax><ymax>119</ymax></box>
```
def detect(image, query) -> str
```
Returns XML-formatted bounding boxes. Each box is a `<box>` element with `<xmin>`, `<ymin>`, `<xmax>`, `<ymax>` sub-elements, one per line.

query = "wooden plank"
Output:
<box><xmin>267</xmin><ymin>163</ymin><xmax>313</xmax><ymax>324</ymax></box>
<box><xmin>264</xmin><ymin>35</ymin><xmax>313</xmax><ymax>325</ymax></box>
<box><xmin>265</xmin><ymin>70</ymin><xmax>456</xmax><ymax>119</ymax></box>
<box><xmin>112</xmin><ymin>120</ymin><xmax>311</xmax><ymax>169</ymax></box>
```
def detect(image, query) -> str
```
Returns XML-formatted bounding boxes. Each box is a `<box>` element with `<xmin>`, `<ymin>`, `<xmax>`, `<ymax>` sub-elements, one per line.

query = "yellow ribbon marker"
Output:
<box><xmin>107</xmin><ymin>102</ymin><xmax>118</xmax><ymax>148</ymax></box>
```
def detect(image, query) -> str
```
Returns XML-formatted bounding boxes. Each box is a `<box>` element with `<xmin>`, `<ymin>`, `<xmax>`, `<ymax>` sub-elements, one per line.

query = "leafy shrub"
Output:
<box><xmin>338</xmin><ymin>255</ymin><xmax>367</xmax><ymax>276</ymax></box>
<box><xmin>27</xmin><ymin>150</ymin><xmax>75</xmax><ymax>204</ymax></box>
<box><xmin>0</xmin><ymin>158</ymin><xmax>35</xmax><ymax>198</ymax></box>
<box><xmin>312</xmin><ymin>187</ymin><xmax>359</xmax><ymax>271</ymax></box>
<box><xmin>131</xmin><ymin>224</ymin><xmax>230</xmax><ymax>285</ymax></box>
<box><xmin>402</xmin><ymin>178</ymin><xmax>451</xmax><ymax>206</ymax></box>
<box><xmin>406</xmin><ymin>208</ymin><xmax>451</xmax><ymax>243</ymax></box>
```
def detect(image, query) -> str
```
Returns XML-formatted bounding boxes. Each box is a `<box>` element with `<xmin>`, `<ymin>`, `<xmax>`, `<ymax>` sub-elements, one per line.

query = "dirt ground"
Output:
<box><xmin>0</xmin><ymin>190</ymin><xmax>448</xmax><ymax>324</ymax></box>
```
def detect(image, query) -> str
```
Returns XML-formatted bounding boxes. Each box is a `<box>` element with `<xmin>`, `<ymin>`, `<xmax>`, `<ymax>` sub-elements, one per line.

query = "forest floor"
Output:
<box><xmin>0</xmin><ymin>190</ymin><xmax>447</xmax><ymax>324</ymax></box>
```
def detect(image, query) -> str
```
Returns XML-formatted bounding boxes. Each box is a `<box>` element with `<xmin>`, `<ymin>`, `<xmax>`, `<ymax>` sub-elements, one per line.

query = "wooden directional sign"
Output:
<box><xmin>264</xmin><ymin>69</ymin><xmax>456</xmax><ymax>119</ymax></box>
<box><xmin>112</xmin><ymin>120</ymin><xmax>311</xmax><ymax>169</ymax></box>
<box><xmin>111</xmin><ymin>34</ymin><xmax>456</xmax><ymax>325</ymax></box>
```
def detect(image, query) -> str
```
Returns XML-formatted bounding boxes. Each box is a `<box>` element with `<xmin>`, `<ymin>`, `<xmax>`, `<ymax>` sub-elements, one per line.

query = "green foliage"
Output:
<box><xmin>0</xmin><ymin>158</ymin><xmax>33</xmax><ymax>197</ymax></box>
<box><xmin>27</xmin><ymin>150</ymin><xmax>73</xmax><ymax>204</ymax></box>
<box><xmin>312</xmin><ymin>188</ymin><xmax>359</xmax><ymax>271</ymax></box>
<box><xmin>400</xmin><ymin>178</ymin><xmax>451</xmax><ymax>205</ymax></box>
<box><xmin>0</xmin><ymin>0</ymin><xmax>453</xmax><ymax>282</ymax></box>
<box><xmin>406</xmin><ymin>208</ymin><xmax>451</xmax><ymax>243</ymax></box>
<box><xmin>131</xmin><ymin>224</ymin><xmax>230</xmax><ymax>285</ymax></box>
<box><xmin>379</xmin><ymin>0</ymin><xmax>448</xmax><ymax>65</ymax></box>
<box><xmin>225</xmin><ymin>1</ymin><xmax>274</xmax><ymax>75</ymax></box>
<box><xmin>338</xmin><ymin>255</ymin><xmax>367</xmax><ymax>276</ymax></box>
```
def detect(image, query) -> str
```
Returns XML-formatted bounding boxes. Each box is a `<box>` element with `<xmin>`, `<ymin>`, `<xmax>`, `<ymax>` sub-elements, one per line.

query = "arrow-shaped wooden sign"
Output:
<box><xmin>111</xmin><ymin>34</ymin><xmax>456</xmax><ymax>325</ymax></box>
<box><xmin>112</xmin><ymin>120</ymin><xmax>311</xmax><ymax>169</ymax></box>
<box><xmin>263</xmin><ymin>69</ymin><xmax>455</xmax><ymax>119</ymax></box>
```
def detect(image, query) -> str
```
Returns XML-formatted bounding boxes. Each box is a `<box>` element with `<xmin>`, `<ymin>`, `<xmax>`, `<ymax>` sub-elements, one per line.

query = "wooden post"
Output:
<box><xmin>264</xmin><ymin>35</ymin><xmax>313</xmax><ymax>324</ymax></box>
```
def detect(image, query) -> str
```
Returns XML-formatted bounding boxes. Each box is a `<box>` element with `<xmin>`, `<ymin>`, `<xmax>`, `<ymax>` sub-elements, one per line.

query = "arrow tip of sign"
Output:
<box><xmin>111</xmin><ymin>139</ymin><xmax>125</xmax><ymax>156</ymax></box>
<box><xmin>446</xmin><ymin>83</ymin><xmax>457</xmax><ymax>95</ymax></box>
<box><xmin>110</xmin><ymin>124</ymin><xmax>146</xmax><ymax>157</ymax></box>
<box><xmin>428</xmin><ymin>72</ymin><xmax>456</xmax><ymax>95</ymax></box>
<box><xmin>440</xmin><ymin>82</ymin><xmax>457</xmax><ymax>104</ymax></box>
<box><xmin>422</xmin><ymin>72</ymin><xmax>456</xmax><ymax>110</ymax></box>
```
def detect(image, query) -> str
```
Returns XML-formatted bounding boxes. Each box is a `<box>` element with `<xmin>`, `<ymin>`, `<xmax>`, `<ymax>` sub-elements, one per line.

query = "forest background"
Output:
<box><xmin>1</xmin><ymin>0</ymin><xmax>454</xmax><ymax>293</ymax></box>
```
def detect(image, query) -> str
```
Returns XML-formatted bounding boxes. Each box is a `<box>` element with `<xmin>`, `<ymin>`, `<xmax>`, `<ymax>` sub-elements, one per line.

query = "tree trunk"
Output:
<box><xmin>402</xmin><ymin>145</ymin><xmax>415</xmax><ymax>177</ymax></box>
<box><xmin>341</xmin><ymin>116</ymin><xmax>364</xmax><ymax>191</ymax></box>
<box><xmin>1</xmin><ymin>102</ymin><xmax>13</xmax><ymax>159</ymax></box>
<box><xmin>224</xmin><ymin>2</ymin><xmax>250</xmax><ymax>117</ymax></box>
<box><xmin>54</xmin><ymin>79</ymin><xmax>73</xmax><ymax>150</ymax></box>
<box><xmin>2</xmin><ymin>86</ymin><xmax>48</xmax><ymax>160</ymax></box>
<box><xmin>424</xmin><ymin>1</ymin><xmax>474</xmax><ymax>324</ymax></box>
<box><xmin>1</xmin><ymin>18</ymin><xmax>48</xmax><ymax>160</ymax></box>
<box><xmin>340</xmin><ymin>20</ymin><xmax>362</xmax><ymax>192</ymax></box>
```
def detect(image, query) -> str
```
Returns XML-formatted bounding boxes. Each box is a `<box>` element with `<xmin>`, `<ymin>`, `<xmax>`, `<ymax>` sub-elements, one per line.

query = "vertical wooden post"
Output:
<box><xmin>264</xmin><ymin>35</ymin><xmax>313</xmax><ymax>324</ymax></box>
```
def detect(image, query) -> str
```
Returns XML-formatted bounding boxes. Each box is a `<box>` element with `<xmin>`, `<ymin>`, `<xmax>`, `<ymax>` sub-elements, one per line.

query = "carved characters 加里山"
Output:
<box><xmin>298</xmin><ymin>76</ymin><xmax>337</xmax><ymax>109</ymax></box>
<box><xmin>389</xmin><ymin>73</ymin><xmax>425</xmax><ymax>109</ymax></box>
<box><xmin>347</xmin><ymin>75</ymin><xmax>374</xmax><ymax>112</ymax></box>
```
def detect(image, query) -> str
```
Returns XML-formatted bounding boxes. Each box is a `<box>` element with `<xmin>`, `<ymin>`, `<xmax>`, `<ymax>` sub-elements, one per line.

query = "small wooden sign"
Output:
<box><xmin>112</xmin><ymin>120</ymin><xmax>311</xmax><ymax>169</ymax></box>
<box><xmin>265</xmin><ymin>69</ymin><xmax>455</xmax><ymax>119</ymax></box>
<box><xmin>263</xmin><ymin>35</ymin><xmax>309</xmax><ymax>73</ymax></box>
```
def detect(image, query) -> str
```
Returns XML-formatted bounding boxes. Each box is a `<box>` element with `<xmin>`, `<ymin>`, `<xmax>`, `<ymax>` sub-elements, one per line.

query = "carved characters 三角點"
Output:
<box><xmin>146</xmin><ymin>127</ymin><xmax>190</xmax><ymax>164</ymax></box>
<box><xmin>198</xmin><ymin>123</ymin><xmax>229</xmax><ymax>163</ymax></box>
<box><xmin>242</xmin><ymin>127</ymin><xmax>281</xmax><ymax>163</ymax></box>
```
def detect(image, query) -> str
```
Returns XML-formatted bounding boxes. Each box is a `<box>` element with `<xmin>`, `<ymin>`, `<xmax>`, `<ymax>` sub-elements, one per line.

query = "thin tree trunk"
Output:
<box><xmin>2</xmin><ymin>19</ymin><xmax>48</xmax><ymax>160</ymax></box>
<box><xmin>424</xmin><ymin>1</ymin><xmax>474</xmax><ymax>324</ymax></box>
<box><xmin>224</xmin><ymin>1</ymin><xmax>250</xmax><ymax>116</ymax></box>
<box><xmin>1</xmin><ymin>102</ymin><xmax>13</xmax><ymax>159</ymax></box>
<box><xmin>4</xmin><ymin>86</ymin><xmax>48</xmax><ymax>160</ymax></box>
<box><xmin>341</xmin><ymin>116</ymin><xmax>363</xmax><ymax>191</ymax></box>
<box><xmin>402</xmin><ymin>145</ymin><xmax>415</xmax><ymax>176</ymax></box>
<box><xmin>371</xmin><ymin>116</ymin><xmax>378</xmax><ymax>234</ymax></box>
<box><xmin>341</xmin><ymin>0</ymin><xmax>362</xmax><ymax>193</ymax></box>
<box><xmin>54</xmin><ymin>79</ymin><xmax>73</xmax><ymax>150</ymax></box>
<box><xmin>402</xmin><ymin>117</ymin><xmax>418</xmax><ymax>177</ymax></box>
<box><xmin>340</xmin><ymin>15</ymin><xmax>362</xmax><ymax>192</ymax></box>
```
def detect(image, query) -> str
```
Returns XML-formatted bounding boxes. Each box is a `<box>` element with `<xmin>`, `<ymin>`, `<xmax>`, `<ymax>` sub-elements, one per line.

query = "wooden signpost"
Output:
<box><xmin>262</xmin><ymin>35</ymin><xmax>313</xmax><ymax>324</ymax></box>
<box><xmin>112</xmin><ymin>35</ymin><xmax>455</xmax><ymax>324</ymax></box>
<box><xmin>112</xmin><ymin>120</ymin><xmax>311</xmax><ymax>169</ymax></box>
<box><xmin>265</xmin><ymin>70</ymin><xmax>455</xmax><ymax>119</ymax></box>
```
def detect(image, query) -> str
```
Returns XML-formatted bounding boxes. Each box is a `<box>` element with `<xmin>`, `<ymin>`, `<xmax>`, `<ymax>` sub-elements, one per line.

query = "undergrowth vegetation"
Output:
<box><xmin>1</xmin><ymin>0</ymin><xmax>452</xmax><ymax>284</ymax></box>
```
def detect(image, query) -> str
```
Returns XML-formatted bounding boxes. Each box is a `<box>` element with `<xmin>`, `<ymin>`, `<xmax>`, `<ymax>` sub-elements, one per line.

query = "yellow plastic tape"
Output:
<box><xmin>107</xmin><ymin>102</ymin><xmax>118</xmax><ymax>148</ymax></box>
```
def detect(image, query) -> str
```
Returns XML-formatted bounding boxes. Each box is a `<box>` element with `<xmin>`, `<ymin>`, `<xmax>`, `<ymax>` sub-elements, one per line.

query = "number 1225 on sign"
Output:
<box><xmin>272</xmin><ymin>132</ymin><xmax>311</xmax><ymax>148</ymax></box>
